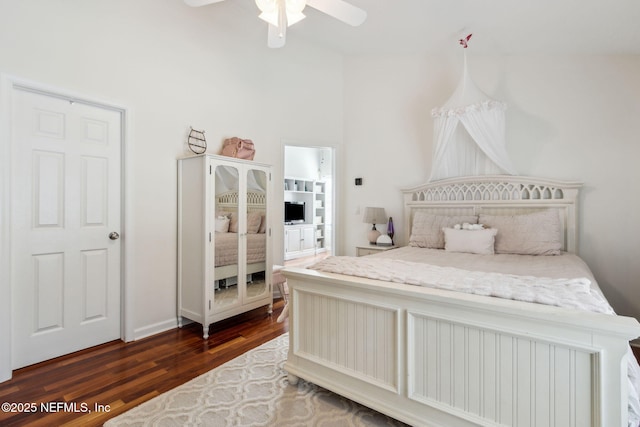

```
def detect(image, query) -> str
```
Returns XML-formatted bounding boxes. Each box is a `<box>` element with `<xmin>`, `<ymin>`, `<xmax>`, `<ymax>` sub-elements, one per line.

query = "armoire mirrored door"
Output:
<box><xmin>245</xmin><ymin>168</ymin><xmax>268</xmax><ymax>302</ymax></box>
<box><xmin>213</xmin><ymin>164</ymin><xmax>240</xmax><ymax>312</ymax></box>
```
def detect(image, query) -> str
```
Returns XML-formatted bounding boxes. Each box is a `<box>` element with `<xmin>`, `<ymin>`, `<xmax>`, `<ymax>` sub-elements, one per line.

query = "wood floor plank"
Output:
<box><xmin>0</xmin><ymin>300</ymin><xmax>287</xmax><ymax>427</ymax></box>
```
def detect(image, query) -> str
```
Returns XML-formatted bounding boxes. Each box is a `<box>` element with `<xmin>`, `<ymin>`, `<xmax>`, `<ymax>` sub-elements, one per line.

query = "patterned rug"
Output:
<box><xmin>104</xmin><ymin>333</ymin><xmax>407</xmax><ymax>426</ymax></box>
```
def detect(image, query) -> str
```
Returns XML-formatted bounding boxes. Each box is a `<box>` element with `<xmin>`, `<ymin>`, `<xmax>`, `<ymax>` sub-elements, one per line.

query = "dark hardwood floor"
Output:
<box><xmin>0</xmin><ymin>299</ymin><xmax>287</xmax><ymax>427</ymax></box>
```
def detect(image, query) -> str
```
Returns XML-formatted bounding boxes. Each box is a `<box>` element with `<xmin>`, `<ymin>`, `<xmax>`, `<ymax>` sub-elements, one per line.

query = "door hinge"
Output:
<box><xmin>209</xmin><ymin>165</ymin><xmax>212</xmax><ymax>174</ymax></box>
<box><xmin>209</xmin><ymin>300</ymin><xmax>211</xmax><ymax>310</ymax></box>
<box><xmin>209</xmin><ymin>232</ymin><xmax>212</xmax><ymax>242</ymax></box>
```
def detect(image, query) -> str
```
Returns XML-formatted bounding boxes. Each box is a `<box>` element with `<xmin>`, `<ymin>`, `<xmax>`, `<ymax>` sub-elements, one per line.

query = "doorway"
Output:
<box><xmin>1</xmin><ymin>79</ymin><xmax>126</xmax><ymax>374</ymax></box>
<box><xmin>283</xmin><ymin>145</ymin><xmax>334</xmax><ymax>267</ymax></box>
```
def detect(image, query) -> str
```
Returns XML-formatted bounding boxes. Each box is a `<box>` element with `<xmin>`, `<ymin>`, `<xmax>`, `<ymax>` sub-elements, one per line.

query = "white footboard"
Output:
<box><xmin>283</xmin><ymin>267</ymin><xmax>640</xmax><ymax>427</ymax></box>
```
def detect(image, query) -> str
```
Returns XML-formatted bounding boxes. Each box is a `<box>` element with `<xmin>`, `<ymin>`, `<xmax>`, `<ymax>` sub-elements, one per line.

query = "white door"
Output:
<box><xmin>301</xmin><ymin>226</ymin><xmax>316</xmax><ymax>251</ymax></box>
<box><xmin>285</xmin><ymin>227</ymin><xmax>302</xmax><ymax>255</ymax></box>
<box><xmin>11</xmin><ymin>88</ymin><xmax>122</xmax><ymax>369</ymax></box>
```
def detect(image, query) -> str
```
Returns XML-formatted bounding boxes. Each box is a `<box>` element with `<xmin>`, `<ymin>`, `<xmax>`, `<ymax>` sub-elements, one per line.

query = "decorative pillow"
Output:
<box><xmin>409</xmin><ymin>212</ymin><xmax>478</xmax><ymax>249</ymax></box>
<box><xmin>215</xmin><ymin>216</ymin><xmax>230</xmax><ymax>233</ymax></box>
<box><xmin>228</xmin><ymin>213</ymin><xmax>239</xmax><ymax>233</ymax></box>
<box><xmin>444</xmin><ymin>228</ymin><xmax>498</xmax><ymax>255</ymax></box>
<box><xmin>479</xmin><ymin>209</ymin><xmax>562</xmax><ymax>255</ymax></box>
<box><xmin>247</xmin><ymin>211</ymin><xmax>262</xmax><ymax>234</ymax></box>
<box><xmin>258</xmin><ymin>212</ymin><xmax>267</xmax><ymax>234</ymax></box>
<box><xmin>217</xmin><ymin>211</ymin><xmax>239</xmax><ymax>233</ymax></box>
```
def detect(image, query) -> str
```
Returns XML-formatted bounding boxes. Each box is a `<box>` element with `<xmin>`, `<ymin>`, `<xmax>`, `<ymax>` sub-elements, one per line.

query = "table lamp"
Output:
<box><xmin>363</xmin><ymin>207</ymin><xmax>387</xmax><ymax>244</ymax></box>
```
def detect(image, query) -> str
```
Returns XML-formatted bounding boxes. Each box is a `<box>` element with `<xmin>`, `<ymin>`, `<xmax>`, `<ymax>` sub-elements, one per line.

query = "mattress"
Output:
<box><xmin>214</xmin><ymin>232</ymin><xmax>266</xmax><ymax>267</ymax></box>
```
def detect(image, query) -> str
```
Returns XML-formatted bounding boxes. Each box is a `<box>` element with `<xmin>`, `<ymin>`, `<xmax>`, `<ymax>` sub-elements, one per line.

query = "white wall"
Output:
<box><xmin>343</xmin><ymin>54</ymin><xmax>640</xmax><ymax>320</ymax></box>
<box><xmin>284</xmin><ymin>145</ymin><xmax>322</xmax><ymax>180</ymax></box>
<box><xmin>0</xmin><ymin>0</ymin><xmax>343</xmax><ymax>356</ymax></box>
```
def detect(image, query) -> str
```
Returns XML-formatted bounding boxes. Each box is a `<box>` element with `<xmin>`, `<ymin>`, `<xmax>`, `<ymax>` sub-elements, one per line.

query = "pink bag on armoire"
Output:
<box><xmin>221</xmin><ymin>137</ymin><xmax>255</xmax><ymax>160</ymax></box>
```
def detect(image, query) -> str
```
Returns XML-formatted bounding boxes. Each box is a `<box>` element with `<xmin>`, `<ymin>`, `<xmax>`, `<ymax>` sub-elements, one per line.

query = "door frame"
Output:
<box><xmin>282</xmin><ymin>141</ymin><xmax>339</xmax><ymax>259</ymax></box>
<box><xmin>0</xmin><ymin>74</ymin><xmax>134</xmax><ymax>382</ymax></box>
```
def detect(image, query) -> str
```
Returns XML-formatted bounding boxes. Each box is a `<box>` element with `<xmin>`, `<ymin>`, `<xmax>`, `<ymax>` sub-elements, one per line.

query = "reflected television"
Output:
<box><xmin>284</xmin><ymin>201</ymin><xmax>305</xmax><ymax>224</ymax></box>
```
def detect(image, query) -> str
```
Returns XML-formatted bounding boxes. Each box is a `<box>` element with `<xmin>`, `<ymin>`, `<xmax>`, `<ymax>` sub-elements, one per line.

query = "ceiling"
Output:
<box><xmin>191</xmin><ymin>0</ymin><xmax>640</xmax><ymax>55</ymax></box>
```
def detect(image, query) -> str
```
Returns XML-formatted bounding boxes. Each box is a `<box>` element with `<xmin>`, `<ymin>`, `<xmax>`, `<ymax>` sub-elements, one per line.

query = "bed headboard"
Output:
<box><xmin>401</xmin><ymin>175</ymin><xmax>583</xmax><ymax>253</ymax></box>
<box><xmin>216</xmin><ymin>191</ymin><xmax>266</xmax><ymax>212</ymax></box>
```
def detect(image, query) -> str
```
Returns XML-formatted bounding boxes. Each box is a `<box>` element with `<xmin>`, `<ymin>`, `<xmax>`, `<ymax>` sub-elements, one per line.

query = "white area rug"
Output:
<box><xmin>104</xmin><ymin>333</ymin><xmax>407</xmax><ymax>426</ymax></box>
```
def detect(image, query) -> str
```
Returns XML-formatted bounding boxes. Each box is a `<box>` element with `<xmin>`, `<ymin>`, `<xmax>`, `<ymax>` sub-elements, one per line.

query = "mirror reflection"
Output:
<box><xmin>246</xmin><ymin>169</ymin><xmax>268</xmax><ymax>300</ymax></box>
<box><xmin>213</xmin><ymin>165</ymin><xmax>240</xmax><ymax>310</ymax></box>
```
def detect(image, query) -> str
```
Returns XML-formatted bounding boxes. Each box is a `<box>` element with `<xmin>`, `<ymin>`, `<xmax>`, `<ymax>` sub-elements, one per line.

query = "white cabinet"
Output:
<box><xmin>178</xmin><ymin>154</ymin><xmax>273</xmax><ymax>339</ymax></box>
<box><xmin>284</xmin><ymin>177</ymin><xmax>328</xmax><ymax>260</ymax></box>
<box><xmin>285</xmin><ymin>225</ymin><xmax>315</xmax><ymax>259</ymax></box>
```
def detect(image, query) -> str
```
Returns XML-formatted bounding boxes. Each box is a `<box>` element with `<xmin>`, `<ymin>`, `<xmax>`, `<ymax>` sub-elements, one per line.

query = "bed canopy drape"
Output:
<box><xmin>429</xmin><ymin>52</ymin><xmax>516</xmax><ymax>181</ymax></box>
<box><xmin>215</xmin><ymin>166</ymin><xmax>267</xmax><ymax>194</ymax></box>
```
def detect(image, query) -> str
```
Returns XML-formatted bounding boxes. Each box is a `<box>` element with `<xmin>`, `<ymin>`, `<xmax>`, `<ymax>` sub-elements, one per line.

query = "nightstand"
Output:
<box><xmin>356</xmin><ymin>244</ymin><xmax>397</xmax><ymax>257</ymax></box>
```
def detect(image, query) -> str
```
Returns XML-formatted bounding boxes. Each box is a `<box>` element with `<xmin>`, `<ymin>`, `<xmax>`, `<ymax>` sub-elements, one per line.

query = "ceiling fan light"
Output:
<box><xmin>257</xmin><ymin>0</ymin><xmax>306</xmax><ymax>27</ymax></box>
<box><xmin>286</xmin><ymin>0</ymin><xmax>306</xmax><ymax>14</ymax></box>
<box><xmin>255</xmin><ymin>0</ymin><xmax>277</xmax><ymax>14</ymax></box>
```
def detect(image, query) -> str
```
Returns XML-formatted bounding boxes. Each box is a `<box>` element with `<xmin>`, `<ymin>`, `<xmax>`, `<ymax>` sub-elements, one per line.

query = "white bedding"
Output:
<box><xmin>310</xmin><ymin>255</ymin><xmax>611</xmax><ymax>313</ymax></box>
<box><xmin>308</xmin><ymin>247</ymin><xmax>640</xmax><ymax>426</ymax></box>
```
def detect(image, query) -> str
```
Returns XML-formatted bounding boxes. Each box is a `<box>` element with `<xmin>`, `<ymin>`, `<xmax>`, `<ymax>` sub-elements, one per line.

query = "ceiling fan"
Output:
<box><xmin>184</xmin><ymin>0</ymin><xmax>367</xmax><ymax>48</ymax></box>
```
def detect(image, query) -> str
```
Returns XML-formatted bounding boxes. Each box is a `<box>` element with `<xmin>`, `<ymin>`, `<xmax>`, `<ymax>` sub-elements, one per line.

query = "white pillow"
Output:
<box><xmin>215</xmin><ymin>216</ymin><xmax>230</xmax><ymax>233</ymax></box>
<box><xmin>443</xmin><ymin>228</ymin><xmax>498</xmax><ymax>255</ymax></box>
<box><xmin>479</xmin><ymin>209</ymin><xmax>562</xmax><ymax>255</ymax></box>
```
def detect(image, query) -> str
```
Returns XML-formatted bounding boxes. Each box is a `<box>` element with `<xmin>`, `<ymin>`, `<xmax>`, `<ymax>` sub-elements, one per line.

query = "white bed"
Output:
<box><xmin>282</xmin><ymin>175</ymin><xmax>640</xmax><ymax>427</ymax></box>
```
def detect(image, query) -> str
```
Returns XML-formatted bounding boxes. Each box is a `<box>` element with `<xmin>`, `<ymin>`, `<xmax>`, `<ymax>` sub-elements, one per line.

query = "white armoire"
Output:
<box><xmin>177</xmin><ymin>154</ymin><xmax>273</xmax><ymax>339</ymax></box>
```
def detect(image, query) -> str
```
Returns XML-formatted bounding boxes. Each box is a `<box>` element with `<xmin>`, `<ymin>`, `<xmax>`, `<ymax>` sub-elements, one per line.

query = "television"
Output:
<box><xmin>284</xmin><ymin>201</ymin><xmax>305</xmax><ymax>224</ymax></box>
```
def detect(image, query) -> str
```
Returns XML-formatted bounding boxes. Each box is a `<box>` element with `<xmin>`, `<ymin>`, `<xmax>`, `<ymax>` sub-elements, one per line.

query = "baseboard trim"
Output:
<box><xmin>133</xmin><ymin>318</ymin><xmax>178</xmax><ymax>341</ymax></box>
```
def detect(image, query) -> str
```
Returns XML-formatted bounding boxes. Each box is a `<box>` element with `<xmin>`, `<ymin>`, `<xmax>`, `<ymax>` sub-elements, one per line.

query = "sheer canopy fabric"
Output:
<box><xmin>429</xmin><ymin>55</ymin><xmax>516</xmax><ymax>182</ymax></box>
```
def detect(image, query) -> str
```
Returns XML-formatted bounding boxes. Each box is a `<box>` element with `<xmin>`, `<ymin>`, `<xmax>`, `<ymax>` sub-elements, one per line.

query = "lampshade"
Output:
<box><xmin>363</xmin><ymin>207</ymin><xmax>386</xmax><ymax>225</ymax></box>
<box><xmin>255</xmin><ymin>0</ymin><xmax>306</xmax><ymax>28</ymax></box>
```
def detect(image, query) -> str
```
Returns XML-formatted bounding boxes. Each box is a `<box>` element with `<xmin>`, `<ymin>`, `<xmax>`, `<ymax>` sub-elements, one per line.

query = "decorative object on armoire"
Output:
<box><xmin>386</xmin><ymin>216</ymin><xmax>394</xmax><ymax>244</ymax></box>
<box><xmin>177</xmin><ymin>154</ymin><xmax>272</xmax><ymax>339</ymax></box>
<box><xmin>184</xmin><ymin>0</ymin><xmax>366</xmax><ymax>49</ymax></box>
<box><xmin>221</xmin><ymin>137</ymin><xmax>255</xmax><ymax>160</ymax></box>
<box><xmin>187</xmin><ymin>127</ymin><xmax>207</xmax><ymax>154</ymax></box>
<box><xmin>428</xmin><ymin>35</ymin><xmax>517</xmax><ymax>181</ymax></box>
<box><xmin>363</xmin><ymin>207</ymin><xmax>386</xmax><ymax>244</ymax></box>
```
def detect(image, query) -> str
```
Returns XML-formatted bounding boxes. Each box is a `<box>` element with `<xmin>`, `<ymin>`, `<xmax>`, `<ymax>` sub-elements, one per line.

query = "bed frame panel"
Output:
<box><xmin>283</xmin><ymin>175</ymin><xmax>640</xmax><ymax>427</ymax></box>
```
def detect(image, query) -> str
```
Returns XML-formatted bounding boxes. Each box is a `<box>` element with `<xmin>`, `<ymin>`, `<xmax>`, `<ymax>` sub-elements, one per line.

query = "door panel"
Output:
<box><xmin>11</xmin><ymin>88</ymin><xmax>122</xmax><ymax>369</ymax></box>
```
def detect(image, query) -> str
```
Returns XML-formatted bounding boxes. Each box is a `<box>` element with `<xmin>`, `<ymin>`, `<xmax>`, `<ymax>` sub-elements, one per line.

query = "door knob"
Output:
<box><xmin>109</xmin><ymin>232</ymin><xmax>120</xmax><ymax>240</ymax></box>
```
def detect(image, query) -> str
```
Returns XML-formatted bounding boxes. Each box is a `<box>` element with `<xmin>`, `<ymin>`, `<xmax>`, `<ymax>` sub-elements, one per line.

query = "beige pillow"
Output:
<box><xmin>247</xmin><ymin>211</ymin><xmax>262</xmax><ymax>234</ymax></box>
<box><xmin>444</xmin><ymin>228</ymin><xmax>497</xmax><ymax>255</ymax></box>
<box><xmin>258</xmin><ymin>212</ymin><xmax>267</xmax><ymax>234</ymax></box>
<box><xmin>479</xmin><ymin>209</ymin><xmax>562</xmax><ymax>255</ymax></box>
<box><xmin>409</xmin><ymin>212</ymin><xmax>478</xmax><ymax>249</ymax></box>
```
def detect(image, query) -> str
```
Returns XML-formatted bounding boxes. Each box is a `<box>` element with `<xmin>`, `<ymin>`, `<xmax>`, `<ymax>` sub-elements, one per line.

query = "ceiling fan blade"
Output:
<box><xmin>268</xmin><ymin>24</ymin><xmax>286</xmax><ymax>48</ymax></box>
<box><xmin>306</xmin><ymin>0</ymin><xmax>366</xmax><ymax>26</ymax></box>
<box><xmin>184</xmin><ymin>0</ymin><xmax>226</xmax><ymax>7</ymax></box>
